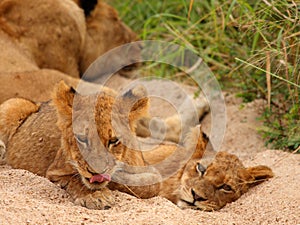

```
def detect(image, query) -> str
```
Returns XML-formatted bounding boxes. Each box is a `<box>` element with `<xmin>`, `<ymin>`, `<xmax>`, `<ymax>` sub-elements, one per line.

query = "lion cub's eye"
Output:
<box><xmin>218</xmin><ymin>184</ymin><xmax>233</xmax><ymax>193</ymax></box>
<box><xmin>74</xmin><ymin>134</ymin><xmax>88</xmax><ymax>146</ymax></box>
<box><xmin>108</xmin><ymin>137</ymin><xmax>120</xmax><ymax>147</ymax></box>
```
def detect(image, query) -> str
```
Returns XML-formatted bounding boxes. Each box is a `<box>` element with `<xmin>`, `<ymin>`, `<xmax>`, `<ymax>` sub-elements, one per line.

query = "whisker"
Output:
<box><xmin>124</xmin><ymin>185</ymin><xmax>141</xmax><ymax>199</ymax></box>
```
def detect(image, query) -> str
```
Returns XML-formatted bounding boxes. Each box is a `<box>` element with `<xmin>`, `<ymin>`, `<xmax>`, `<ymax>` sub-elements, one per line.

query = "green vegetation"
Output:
<box><xmin>112</xmin><ymin>0</ymin><xmax>300</xmax><ymax>152</ymax></box>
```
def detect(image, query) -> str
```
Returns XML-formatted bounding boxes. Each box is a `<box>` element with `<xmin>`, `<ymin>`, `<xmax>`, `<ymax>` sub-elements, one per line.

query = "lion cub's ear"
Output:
<box><xmin>52</xmin><ymin>80</ymin><xmax>76</xmax><ymax>120</ymax></box>
<box><xmin>120</xmin><ymin>85</ymin><xmax>149</xmax><ymax>131</ymax></box>
<box><xmin>184</xmin><ymin>125</ymin><xmax>209</xmax><ymax>160</ymax></box>
<box><xmin>246</xmin><ymin>165</ymin><xmax>274</xmax><ymax>186</ymax></box>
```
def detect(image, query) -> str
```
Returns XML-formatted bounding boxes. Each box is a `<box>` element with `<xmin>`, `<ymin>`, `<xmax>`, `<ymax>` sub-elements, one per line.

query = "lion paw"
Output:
<box><xmin>74</xmin><ymin>189</ymin><xmax>115</xmax><ymax>210</ymax></box>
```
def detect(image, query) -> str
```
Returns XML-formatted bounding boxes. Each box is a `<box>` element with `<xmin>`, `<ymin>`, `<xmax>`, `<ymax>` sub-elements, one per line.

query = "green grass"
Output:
<box><xmin>111</xmin><ymin>0</ymin><xmax>300</xmax><ymax>152</ymax></box>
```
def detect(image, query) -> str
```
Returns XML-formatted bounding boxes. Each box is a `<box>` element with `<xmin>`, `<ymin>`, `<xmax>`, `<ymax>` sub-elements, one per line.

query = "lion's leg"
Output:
<box><xmin>0</xmin><ymin>98</ymin><xmax>39</xmax><ymax>144</ymax></box>
<box><xmin>135</xmin><ymin>94</ymin><xmax>209</xmax><ymax>143</ymax></box>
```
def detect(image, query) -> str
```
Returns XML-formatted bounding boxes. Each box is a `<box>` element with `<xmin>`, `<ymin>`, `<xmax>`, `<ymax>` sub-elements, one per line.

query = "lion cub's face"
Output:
<box><xmin>53</xmin><ymin>81</ymin><xmax>148</xmax><ymax>191</ymax></box>
<box><xmin>179</xmin><ymin>151</ymin><xmax>274</xmax><ymax>211</ymax></box>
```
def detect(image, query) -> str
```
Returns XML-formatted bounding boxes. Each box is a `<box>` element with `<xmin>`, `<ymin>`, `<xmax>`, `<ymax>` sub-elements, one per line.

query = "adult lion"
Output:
<box><xmin>0</xmin><ymin>0</ymin><xmax>85</xmax><ymax>77</ymax></box>
<box><xmin>0</xmin><ymin>0</ymin><xmax>137</xmax><ymax>77</ymax></box>
<box><xmin>0</xmin><ymin>0</ymin><xmax>139</xmax><ymax>104</ymax></box>
<box><xmin>72</xmin><ymin>0</ymin><xmax>139</xmax><ymax>77</ymax></box>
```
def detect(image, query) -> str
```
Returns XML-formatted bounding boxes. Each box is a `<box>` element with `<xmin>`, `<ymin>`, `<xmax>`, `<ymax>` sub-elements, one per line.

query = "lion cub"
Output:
<box><xmin>0</xmin><ymin>81</ymin><xmax>149</xmax><ymax>209</ymax></box>
<box><xmin>178</xmin><ymin>151</ymin><xmax>274</xmax><ymax>211</ymax></box>
<box><xmin>0</xmin><ymin>79</ymin><xmax>210</xmax><ymax>208</ymax></box>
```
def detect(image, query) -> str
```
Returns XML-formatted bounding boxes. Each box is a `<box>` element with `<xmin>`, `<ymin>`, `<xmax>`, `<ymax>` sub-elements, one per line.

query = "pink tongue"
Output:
<box><xmin>90</xmin><ymin>174</ymin><xmax>111</xmax><ymax>183</ymax></box>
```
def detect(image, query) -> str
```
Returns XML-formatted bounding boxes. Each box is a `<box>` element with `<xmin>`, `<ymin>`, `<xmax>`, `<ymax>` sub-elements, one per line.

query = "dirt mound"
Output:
<box><xmin>0</xmin><ymin>150</ymin><xmax>299</xmax><ymax>224</ymax></box>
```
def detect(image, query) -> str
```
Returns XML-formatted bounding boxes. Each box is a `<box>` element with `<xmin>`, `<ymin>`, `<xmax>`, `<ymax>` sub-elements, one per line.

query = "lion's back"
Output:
<box><xmin>1</xmin><ymin>100</ymin><xmax>60</xmax><ymax>176</ymax></box>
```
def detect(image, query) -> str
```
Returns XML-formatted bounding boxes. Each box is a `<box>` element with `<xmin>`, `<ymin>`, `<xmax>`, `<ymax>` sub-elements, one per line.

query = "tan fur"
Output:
<box><xmin>0</xmin><ymin>70</ymin><xmax>79</xmax><ymax>104</ymax></box>
<box><xmin>78</xmin><ymin>1</ymin><xmax>139</xmax><ymax>77</ymax></box>
<box><xmin>0</xmin><ymin>81</ymin><xmax>150</xmax><ymax>209</ymax></box>
<box><xmin>0</xmin><ymin>81</ymin><xmax>204</xmax><ymax>207</ymax></box>
<box><xmin>0</xmin><ymin>81</ymin><xmax>273</xmax><ymax>210</ymax></box>
<box><xmin>178</xmin><ymin>151</ymin><xmax>274</xmax><ymax>211</ymax></box>
<box><xmin>0</xmin><ymin>0</ymin><xmax>138</xmax><ymax>103</ymax></box>
<box><xmin>132</xmin><ymin>125</ymin><xmax>209</xmax><ymax>203</ymax></box>
<box><xmin>135</xmin><ymin>94</ymin><xmax>210</xmax><ymax>143</ymax></box>
<box><xmin>0</xmin><ymin>68</ymin><xmax>208</xmax><ymax>147</ymax></box>
<box><xmin>0</xmin><ymin>0</ymin><xmax>86</xmax><ymax>77</ymax></box>
<box><xmin>0</xmin><ymin>30</ymin><xmax>38</xmax><ymax>73</ymax></box>
<box><xmin>0</xmin><ymin>70</ymin><xmax>115</xmax><ymax>104</ymax></box>
<box><xmin>0</xmin><ymin>98</ymin><xmax>39</xmax><ymax>144</ymax></box>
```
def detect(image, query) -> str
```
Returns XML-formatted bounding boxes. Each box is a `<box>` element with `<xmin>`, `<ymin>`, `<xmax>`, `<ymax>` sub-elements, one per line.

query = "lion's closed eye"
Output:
<box><xmin>218</xmin><ymin>184</ymin><xmax>234</xmax><ymax>193</ymax></box>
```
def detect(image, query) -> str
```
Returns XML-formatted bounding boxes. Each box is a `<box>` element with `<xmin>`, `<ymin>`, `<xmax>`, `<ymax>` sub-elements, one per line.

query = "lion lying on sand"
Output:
<box><xmin>0</xmin><ymin>0</ymin><xmax>85</xmax><ymax>77</ymax></box>
<box><xmin>0</xmin><ymin>0</ymin><xmax>137</xmax><ymax>77</ymax></box>
<box><xmin>0</xmin><ymin>0</ymin><xmax>140</xmax><ymax>107</ymax></box>
<box><xmin>72</xmin><ymin>0</ymin><xmax>139</xmax><ymax>77</ymax></box>
<box><xmin>0</xmin><ymin>81</ymin><xmax>273</xmax><ymax>210</ymax></box>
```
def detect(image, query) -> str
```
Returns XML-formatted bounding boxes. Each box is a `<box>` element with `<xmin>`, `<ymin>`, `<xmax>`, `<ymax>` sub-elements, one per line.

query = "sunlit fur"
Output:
<box><xmin>178</xmin><ymin>151</ymin><xmax>274</xmax><ymax>211</ymax></box>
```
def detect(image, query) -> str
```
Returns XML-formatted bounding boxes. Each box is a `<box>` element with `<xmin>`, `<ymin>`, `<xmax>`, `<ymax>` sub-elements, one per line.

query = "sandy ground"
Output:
<box><xmin>0</xmin><ymin>76</ymin><xmax>299</xmax><ymax>224</ymax></box>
